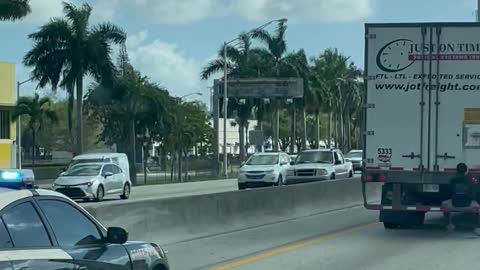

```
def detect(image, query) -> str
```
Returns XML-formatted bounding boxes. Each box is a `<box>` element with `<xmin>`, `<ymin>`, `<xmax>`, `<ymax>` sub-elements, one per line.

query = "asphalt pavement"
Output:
<box><xmin>164</xmin><ymin>205</ymin><xmax>480</xmax><ymax>270</ymax></box>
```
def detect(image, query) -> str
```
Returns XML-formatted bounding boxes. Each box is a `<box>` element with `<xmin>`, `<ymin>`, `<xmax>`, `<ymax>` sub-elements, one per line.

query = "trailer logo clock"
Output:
<box><xmin>376</xmin><ymin>39</ymin><xmax>415</xmax><ymax>72</ymax></box>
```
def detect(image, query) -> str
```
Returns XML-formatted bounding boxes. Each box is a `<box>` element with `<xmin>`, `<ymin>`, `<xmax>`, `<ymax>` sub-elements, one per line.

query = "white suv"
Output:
<box><xmin>286</xmin><ymin>149</ymin><xmax>353</xmax><ymax>184</ymax></box>
<box><xmin>238</xmin><ymin>152</ymin><xmax>291</xmax><ymax>189</ymax></box>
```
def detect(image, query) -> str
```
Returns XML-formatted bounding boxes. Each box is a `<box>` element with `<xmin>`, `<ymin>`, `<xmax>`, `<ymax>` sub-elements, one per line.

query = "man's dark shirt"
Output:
<box><xmin>450</xmin><ymin>174</ymin><xmax>473</xmax><ymax>207</ymax></box>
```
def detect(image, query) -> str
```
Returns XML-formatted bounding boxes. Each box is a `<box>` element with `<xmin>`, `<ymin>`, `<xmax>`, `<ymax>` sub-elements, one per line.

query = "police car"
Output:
<box><xmin>0</xmin><ymin>169</ymin><xmax>170</xmax><ymax>270</ymax></box>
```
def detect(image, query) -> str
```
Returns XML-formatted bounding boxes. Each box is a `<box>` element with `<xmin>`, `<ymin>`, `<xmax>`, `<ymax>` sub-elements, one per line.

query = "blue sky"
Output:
<box><xmin>0</xmin><ymin>0</ymin><xmax>477</xmax><ymax>104</ymax></box>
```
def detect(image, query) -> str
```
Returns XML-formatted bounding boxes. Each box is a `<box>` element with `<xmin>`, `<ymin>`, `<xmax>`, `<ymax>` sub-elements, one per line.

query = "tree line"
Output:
<box><xmin>202</xmin><ymin>22</ymin><xmax>363</xmax><ymax>161</ymax></box>
<box><xmin>4</xmin><ymin>1</ymin><xmax>364</xmax><ymax>184</ymax></box>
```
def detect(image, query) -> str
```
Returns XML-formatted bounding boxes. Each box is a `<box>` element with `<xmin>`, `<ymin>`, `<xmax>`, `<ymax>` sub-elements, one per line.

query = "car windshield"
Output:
<box><xmin>64</xmin><ymin>164</ymin><xmax>102</xmax><ymax>176</ymax></box>
<box><xmin>245</xmin><ymin>155</ymin><xmax>278</xmax><ymax>166</ymax></box>
<box><xmin>296</xmin><ymin>152</ymin><xmax>333</xmax><ymax>164</ymax></box>
<box><xmin>346</xmin><ymin>152</ymin><xmax>362</xmax><ymax>158</ymax></box>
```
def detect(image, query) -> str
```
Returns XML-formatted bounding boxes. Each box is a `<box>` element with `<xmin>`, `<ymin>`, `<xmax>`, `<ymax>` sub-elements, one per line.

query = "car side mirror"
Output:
<box><xmin>106</xmin><ymin>227</ymin><xmax>128</xmax><ymax>244</ymax></box>
<box><xmin>104</xmin><ymin>172</ymin><xmax>113</xmax><ymax>178</ymax></box>
<box><xmin>280</xmin><ymin>162</ymin><xmax>288</xmax><ymax>166</ymax></box>
<box><xmin>335</xmin><ymin>160</ymin><xmax>342</xmax><ymax>165</ymax></box>
<box><xmin>60</xmin><ymin>172</ymin><xmax>66</xmax><ymax>176</ymax></box>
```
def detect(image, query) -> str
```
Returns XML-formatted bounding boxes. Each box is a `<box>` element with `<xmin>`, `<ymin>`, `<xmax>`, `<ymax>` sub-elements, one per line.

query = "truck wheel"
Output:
<box><xmin>330</xmin><ymin>173</ymin><xmax>336</xmax><ymax>180</ymax></box>
<box><xmin>348</xmin><ymin>170</ymin><xmax>353</xmax><ymax>178</ymax></box>
<box><xmin>383</xmin><ymin>222</ymin><xmax>399</xmax><ymax>229</ymax></box>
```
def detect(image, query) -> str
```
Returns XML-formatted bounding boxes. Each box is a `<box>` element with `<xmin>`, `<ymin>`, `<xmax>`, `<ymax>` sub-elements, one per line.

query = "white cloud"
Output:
<box><xmin>22</xmin><ymin>0</ymin><xmax>65</xmax><ymax>24</ymax></box>
<box><xmin>129</xmin><ymin>0</ymin><xmax>222</xmax><ymax>24</ymax></box>
<box><xmin>234</xmin><ymin>0</ymin><xmax>373</xmax><ymax>22</ymax></box>
<box><xmin>127</xmin><ymin>0</ymin><xmax>373</xmax><ymax>24</ymax></box>
<box><xmin>126</xmin><ymin>30</ymin><xmax>149</xmax><ymax>49</ymax></box>
<box><xmin>91</xmin><ymin>0</ymin><xmax>120</xmax><ymax>22</ymax></box>
<box><xmin>127</xmin><ymin>33</ymin><xmax>205</xmax><ymax>97</ymax></box>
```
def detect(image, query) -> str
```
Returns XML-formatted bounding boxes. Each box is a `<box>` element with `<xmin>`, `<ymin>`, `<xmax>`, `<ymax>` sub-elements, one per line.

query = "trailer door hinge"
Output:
<box><xmin>365</xmin><ymin>130</ymin><xmax>375</xmax><ymax>136</ymax></box>
<box><xmin>365</xmin><ymin>34</ymin><xmax>376</xmax><ymax>39</ymax></box>
<box><xmin>402</xmin><ymin>152</ymin><xmax>421</xmax><ymax>160</ymax></box>
<box><xmin>367</xmin><ymin>103</ymin><xmax>375</xmax><ymax>109</ymax></box>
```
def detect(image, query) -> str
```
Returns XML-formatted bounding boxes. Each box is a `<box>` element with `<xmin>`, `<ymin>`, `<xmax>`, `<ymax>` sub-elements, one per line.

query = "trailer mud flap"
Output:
<box><xmin>380</xmin><ymin>210</ymin><xmax>425</xmax><ymax>226</ymax></box>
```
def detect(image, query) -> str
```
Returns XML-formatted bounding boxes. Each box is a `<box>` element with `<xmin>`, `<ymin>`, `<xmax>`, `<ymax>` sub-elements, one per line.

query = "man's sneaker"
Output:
<box><xmin>446</xmin><ymin>223</ymin><xmax>455</xmax><ymax>232</ymax></box>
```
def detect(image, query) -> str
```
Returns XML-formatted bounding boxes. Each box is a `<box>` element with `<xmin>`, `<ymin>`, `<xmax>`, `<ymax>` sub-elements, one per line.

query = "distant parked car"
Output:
<box><xmin>53</xmin><ymin>162</ymin><xmax>131</xmax><ymax>202</ymax></box>
<box><xmin>345</xmin><ymin>150</ymin><xmax>363</xmax><ymax>172</ymax></box>
<box><xmin>289</xmin><ymin>154</ymin><xmax>297</xmax><ymax>163</ymax></box>
<box><xmin>238</xmin><ymin>152</ymin><xmax>291</xmax><ymax>190</ymax></box>
<box><xmin>286</xmin><ymin>149</ymin><xmax>353</xmax><ymax>185</ymax></box>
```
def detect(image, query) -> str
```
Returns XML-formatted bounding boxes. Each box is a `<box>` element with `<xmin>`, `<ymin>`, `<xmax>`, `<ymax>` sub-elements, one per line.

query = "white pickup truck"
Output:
<box><xmin>286</xmin><ymin>149</ymin><xmax>353</xmax><ymax>184</ymax></box>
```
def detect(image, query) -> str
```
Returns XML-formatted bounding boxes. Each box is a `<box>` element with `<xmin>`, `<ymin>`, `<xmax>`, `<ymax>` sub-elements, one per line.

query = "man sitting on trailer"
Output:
<box><xmin>442</xmin><ymin>163</ymin><xmax>480</xmax><ymax>232</ymax></box>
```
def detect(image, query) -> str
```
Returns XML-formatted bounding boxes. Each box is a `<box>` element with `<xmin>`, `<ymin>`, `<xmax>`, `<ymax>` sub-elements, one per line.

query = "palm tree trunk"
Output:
<box><xmin>333</xmin><ymin>111</ymin><xmax>338</xmax><ymax>148</ymax></box>
<box><xmin>184</xmin><ymin>151</ymin><xmax>188</xmax><ymax>182</ymax></box>
<box><xmin>290</xmin><ymin>104</ymin><xmax>296</xmax><ymax>154</ymax></box>
<box><xmin>327</xmin><ymin>111</ymin><xmax>332</xmax><ymax>148</ymax></box>
<box><xmin>67</xmin><ymin>89</ymin><xmax>74</xmax><ymax>150</ymax></box>
<box><xmin>178</xmin><ymin>150</ymin><xmax>182</xmax><ymax>182</ymax></box>
<box><xmin>302</xmin><ymin>108</ymin><xmax>307</xmax><ymax>150</ymax></box>
<box><xmin>315</xmin><ymin>112</ymin><xmax>320</xmax><ymax>149</ymax></box>
<box><xmin>75</xmin><ymin>75</ymin><xmax>84</xmax><ymax>155</ymax></box>
<box><xmin>170</xmin><ymin>152</ymin><xmax>175</xmax><ymax>182</ymax></box>
<box><xmin>31</xmin><ymin>128</ymin><xmax>35</xmax><ymax>169</ymax></box>
<box><xmin>245</xmin><ymin>122</ymin><xmax>249</xmax><ymax>156</ymax></box>
<box><xmin>239</xmin><ymin>122</ymin><xmax>245</xmax><ymax>161</ymax></box>
<box><xmin>128</xmin><ymin>118</ymin><xmax>137</xmax><ymax>185</ymax></box>
<box><xmin>273</xmin><ymin>100</ymin><xmax>280</xmax><ymax>151</ymax></box>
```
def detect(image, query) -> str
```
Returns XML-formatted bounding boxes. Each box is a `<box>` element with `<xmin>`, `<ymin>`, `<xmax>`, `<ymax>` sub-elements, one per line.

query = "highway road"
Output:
<box><xmin>164</xmin><ymin>206</ymin><xmax>480</xmax><ymax>270</ymax></box>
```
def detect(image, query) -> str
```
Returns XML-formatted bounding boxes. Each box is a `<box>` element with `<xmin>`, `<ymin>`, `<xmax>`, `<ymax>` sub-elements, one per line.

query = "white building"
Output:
<box><xmin>215</xmin><ymin>118</ymin><xmax>258</xmax><ymax>155</ymax></box>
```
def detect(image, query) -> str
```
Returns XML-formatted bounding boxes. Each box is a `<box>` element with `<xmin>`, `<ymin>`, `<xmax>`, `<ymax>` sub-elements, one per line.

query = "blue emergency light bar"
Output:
<box><xmin>0</xmin><ymin>169</ymin><xmax>35</xmax><ymax>189</ymax></box>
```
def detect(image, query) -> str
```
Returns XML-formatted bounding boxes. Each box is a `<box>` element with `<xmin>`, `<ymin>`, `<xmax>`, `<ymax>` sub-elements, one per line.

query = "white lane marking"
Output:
<box><xmin>382</xmin><ymin>206</ymin><xmax>392</xmax><ymax>210</ymax></box>
<box><xmin>0</xmin><ymin>249</ymin><xmax>72</xmax><ymax>262</ymax></box>
<box><xmin>0</xmin><ymin>189</ymin><xmax>32</xmax><ymax>211</ymax></box>
<box><xmin>407</xmin><ymin>207</ymin><xmax>416</xmax><ymax>210</ymax></box>
<box><xmin>430</xmin><ymin>207</ymin><xmax>441</xmax><ymax>211</ymax></box>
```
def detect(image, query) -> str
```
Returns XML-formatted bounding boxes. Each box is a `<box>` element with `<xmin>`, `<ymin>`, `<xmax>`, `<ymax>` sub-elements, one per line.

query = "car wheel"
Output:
<box><xmin>120</xmin><ymin>183</ymin><xmax>131</xmax><ymax>200</ymax></box>
<box><xmin>238</xmin><ymin>183</ymin><xmax>246</xmax><ymax>190</ymax></box>
<box><xmin>330</xmin><ymin>173</ymin><xmax>336</xmax><ymax>180</ymax></box>
<box><xmin>95</xmin><ymin>185</ymin><xmax>104</xmax><ymax>202</ymax></box>
<box><xmin>349</xmin><ymin>170</ymin><xmax>354</xmax><ymax>178</ymax></box>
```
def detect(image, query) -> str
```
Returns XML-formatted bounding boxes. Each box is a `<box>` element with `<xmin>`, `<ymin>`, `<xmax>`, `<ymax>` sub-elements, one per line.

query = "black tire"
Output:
<box><xmin>348</xmin><ymin>170</ymin><xmax>353</xmax><ymax>178</ymax></box>
<box><xmin>383</xmin><ymin>222</ymin><xmax>399</xmax><ymax>229</ymax></box>
<box><xmin>238</xmin><ymin>183</ymin><xmax>246</xmax><ymax>190</ymax></box>
<box><xmin>330</xmin><ymin>173</ymin><xmax>336</xmax><ymax>180</ymax></box>
<box><xmin>95</xmin><ymin>185</ymin><xmax>104</xmax><ymax>202</ymax></box>
<box><xmin>120</xmin><ymin>183</ymin><xmax>131</xmax><ymax>200</ymax></box>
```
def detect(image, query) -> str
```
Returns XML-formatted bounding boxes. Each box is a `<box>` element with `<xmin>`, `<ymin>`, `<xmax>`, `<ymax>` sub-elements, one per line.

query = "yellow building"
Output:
<box><xmin>0</xmin><ymin>62</ymin><xmax>16</xmax><ymax>169</ymax></box>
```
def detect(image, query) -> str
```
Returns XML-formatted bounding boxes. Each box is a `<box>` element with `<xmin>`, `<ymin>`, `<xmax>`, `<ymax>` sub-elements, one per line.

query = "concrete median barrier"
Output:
<box><xmin>84</xmin><ymin>179</ymin><xmax>381</xmax><ymax>245</ymax></box>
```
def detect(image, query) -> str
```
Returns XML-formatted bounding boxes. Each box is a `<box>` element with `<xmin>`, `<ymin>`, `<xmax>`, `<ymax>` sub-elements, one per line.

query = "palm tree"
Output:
<box><xmin>24</xmin><ymin>2</ymin><xmax>126</xmax><ymax>155</ymax></box>
<box><xmin>201</xmin><ymin>33</ymin><xmax>263</xmax><ymax>161</ymax></box>
<box><xmin>0</xmin><ymin>0</ymin><xmax>31</xmax><ymax>21</ymax></box>
<box><xmin>311</xmin><ymin>48</ymin><xmax>351</xmax><ymax>149</ymax></box>
<box><xmin>87</xmin><ymin>48</ymin><xmax>171</xmax><ymax>185</ymax></box>
<box><xmin>12</xmin><ymin>94</ymin><xmax>58</xmax><ymax>168</ymax></box>
<box><xmin>252</xmin><ymin>20</ymin><xmax>289</xmax><ymax>151</ymax></box>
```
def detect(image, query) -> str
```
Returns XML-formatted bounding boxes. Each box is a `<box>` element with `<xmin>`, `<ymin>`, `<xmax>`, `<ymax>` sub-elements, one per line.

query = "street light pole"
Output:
<box><xmin>16</xmin><ymin>78</ymin><xmax>32</xmax><ymax>169</ymax></box>
<box><xmin>179</xmin><ymin>92</ymin><xmax>203</xmax><ymax>101</ymax></box>
<box><xmin>223</xmin><ymin>42</ymin><xmax>228</xmax><ymax>178</ymax></box>
<box><xmin>222</xmin><ymin>18</ymin><xmax>287</xmax><ymax>178</ymax></box>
